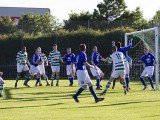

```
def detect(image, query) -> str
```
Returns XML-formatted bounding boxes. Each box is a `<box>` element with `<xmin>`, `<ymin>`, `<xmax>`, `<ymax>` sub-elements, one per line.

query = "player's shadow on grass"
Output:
<box><xmin>74</xmin><ymin>99</ymin><xmax>160</xmax><ymax>109</ymax></box>
<box><xmin>0</xmin><ymin>103</ymin><xmax>64</xmax><ymax>110</ymax></box>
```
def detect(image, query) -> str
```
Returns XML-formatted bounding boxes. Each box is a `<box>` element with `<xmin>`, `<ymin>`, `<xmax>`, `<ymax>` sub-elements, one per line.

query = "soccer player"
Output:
<box><xmin>48</xmin><ymin>44</ymin><xmax>63</xmax><ymax>86</ymax></box>
<box><xmin>15</xmin><ymin>46</ymin><xmax>31</xmax><ymax>88</ymax></box>
<box><xmin>139</xmin><ymin>47</ymin><xmax>156</xmax><ymax>91</ymax></box>
<box><xmin>101</xmin><ymin>46</ymin><xmax>127</xmax><ymax>95</ymax></box>
<box><xmin>30</xmin><ymin>48</ymin><xmax>42</xmax><ymax>87</ymax></box>
<box><xmin>113</xmin><ymin>39</ymin><xmax>132</xmax><ymax>91</ymax></box>
<box><xmin>37</xmin><ymin>47</ymin><xmax>50</xmax><ymax>86</ymax></box>
<box><xmin>90</xmin><ymin>46</ymin><xmax>107</xmax><ymax>90</ymax></box>
<box><xmin>0</xmin><ymin>72</ymin><xmax>4</xmax><ymax>97</ymax></box>
<box><xmin>63</xmin><ymin>47</ymin><xmax>75</xmax><ymax>86</ymax></box>
<box><xmin>72</xmin><ymin>44</ymin><xmax>104</xmax><ymax>103</ymax></box>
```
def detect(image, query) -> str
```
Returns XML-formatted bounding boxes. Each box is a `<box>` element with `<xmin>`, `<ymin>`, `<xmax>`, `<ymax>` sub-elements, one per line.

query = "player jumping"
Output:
<box><xmin>72</xmin><ymin>44</ymin><xmax>104</xmax><ymax>103</ymax></box>
<box><xmin>15</xmin><ymin>46</ymin><xmax>31</xmax><ymax>88</ymax></box>
<box><xmin>90</xmin><ymin>46</ymin><xmax>107</xmax><ymax>90</ymax></box>
<box><xmin>63</xmin><ymin>47</ymin><xmax>75</xmax><ymax>86</ymax></box>
<box><xmin>112</xmin><ymin>39</ymin><xmax>132</xmax><ymax>91</ymax></box>
<box><xmin>101</xmin><ymin>46</ymin><xmax>127</xmax><ymax>95</ymax></box>
<box><xmin>48</xmin><ymin>44</ymin><xmax>63</xmax><ymax>86</ymax></box>
<box><xmin>139</xmin><ymin>47</ymin><xmax>156</xmax><ymax>91</ymax></box>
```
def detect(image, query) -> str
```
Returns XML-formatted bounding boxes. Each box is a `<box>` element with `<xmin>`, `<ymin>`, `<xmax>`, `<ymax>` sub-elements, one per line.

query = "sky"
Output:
<box><xmin>0</xmin><ymin>0</ymin><xmax>160</xmax><ymax>21</ymax></box>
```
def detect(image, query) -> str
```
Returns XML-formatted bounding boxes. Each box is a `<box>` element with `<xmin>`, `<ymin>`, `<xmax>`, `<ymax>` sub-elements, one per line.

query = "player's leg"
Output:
<box><xmin>15</xmin><ymin>64</ymin><xmax>23</xmax><ymax>88</ymax></box>
<box><xmin>88</xmin><ymin>82</ymin><xmax>104</xmax><ymax>103</ymax></box>
<box><xmin>125</xmin><ymin>63</ymin><xmax>130</xmax><ymax>91</ymax></box>
<box><xmin>112</xmin><ymin>78</ymin><xmax>117</xmax><ymax>89</ymax></box>
<box><xmin>67</xmin><ymin>65</ymin><xmax>74</xmax><ymax>86</ymax></box>
<box><xmin>140</xmin><ymin>68</ymin><xmax>148</xmax><ymax>90</ymax></box>
<box><xmin>42</xmin><ymin>74</ymin><xmax>50</xmax><ymax>86</ymax></box>
<box><xmin>0</xmin><ymin>76</ymin><xmax>4</xmax><ymax>97</ymax></box>
<box><xmin>55</xmin><ymin>66</ymin><xmax>60</xmax><ymax>86</ymax></box>
<box><xmin>147</xmin><ymin>66</ymin><xmax>155</xmax><ymax>91</ymax></box>
<box><xmin>51</xmin><ymin>66</ymin><xmax>56</xmax><ymax>86</ymax></box>
<box><xmin>96</xmin><ymin>75</ymin><xmax>102</xmax><ymax>90</ymax></box>
<box><xmin>119</xmin><ymin>71</ymin><xmax>127</xmax><ymax>95</ymax></box>
<box><xmin>23</xmin><ymin>70</ymin><xmax>31</xmax><ymax>87</ymax></box>
<box><xmin>101</xmin><ymin>76</ymin><xmax>115</xmax><ymax>95</ymax></box>
<box><xmin>73</xmin><ymin>85</ymin><xmax>86</xmax><ymax>102</ymax></box>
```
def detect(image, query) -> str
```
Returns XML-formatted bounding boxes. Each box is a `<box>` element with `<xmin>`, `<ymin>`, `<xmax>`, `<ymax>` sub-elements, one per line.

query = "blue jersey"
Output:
<box><xmin>63</xmin><ymin>53</ymin><xmax>75</xmax><ymax>65</ymax></box>
<box><xmin>117</xmin><ymin>41</ymin><xmax>132</xmax><ymax>57</ymax></box>
<box><xmin>91</xmin><ymin>52</ymin><xmax>102</xmax><ymax>66</ymax></box>
<box><xmin>31</xmin><ymin>54</ymin><xmax>42</xmax><ymax>67</ymax></box>
<box><xmin>141</xmin><ymin>53</ymin><xmax>155</xmax><ymax>67</ymax></box>
<box><xmin>76</xmin><ymin>52</ymin><xmax>87</xmax><ymax>70</ymax></box>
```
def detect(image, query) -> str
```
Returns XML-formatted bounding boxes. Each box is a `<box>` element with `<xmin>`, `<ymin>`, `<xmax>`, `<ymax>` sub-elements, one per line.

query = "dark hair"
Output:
<box><xmin>112</xmin><ymin>46</ymin><xmax>117</xmax><ymax>52</ymax></box>
<box><xmin>53</xmin><ymin>44</ymin><xmax>57</xmax><ymax>47</ymax></box>
<box><xmin>116</xmin><ymin>42</ymin><xmax>121</xmax><ymax>48</ymax></box>
<box><xmin>79</xmin><ymin>44</ymin><xmax>86</xmax><ymax>51</ymax></box>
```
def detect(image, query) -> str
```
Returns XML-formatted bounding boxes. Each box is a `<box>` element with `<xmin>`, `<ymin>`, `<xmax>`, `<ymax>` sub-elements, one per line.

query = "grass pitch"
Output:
<box><xmin>0</xmin><ymin>80</ymin><xmax>160</xmax><ymax>120</ymax></box>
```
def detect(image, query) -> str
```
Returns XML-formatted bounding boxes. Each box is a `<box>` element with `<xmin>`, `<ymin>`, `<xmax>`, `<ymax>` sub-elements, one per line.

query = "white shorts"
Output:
<box><xmin>111</xmin><ymin>70</ymin><xmax>125</xmax><ymax>79</ymax></box>
<box><xmin>17</xmin><ymin>63</ymin><xmax>29</xmax><ymax>73</ymax></box>
<box><xmin>66</xmin><ymin>65</ymin><xmax>75</xmax><ymax>76</ymax></box>
<box><xmin>0</xmin><ymin>76</ymin><xmax>4</xmax><ymax>85</ymax></box>
<box><xmin>39</xmin><ymin>64</ymin><xmax>46</xmax><ymax>75</ymax></box>
<box><xmin>141</xmin><ymin>66</ymin><xmax>154</xmax><ymax>77</ymax></box>
<box><xmin>76</xmin><ymin>70</ymin><xmax>92</xmax><ymax>86</ymax></box>
<box><xmin>30</xmin><ymin>65</ymin><xmax>41</xmax><ymax>75</ymax></box>
<box><xmin>51</xmin><ymin>66</ymin><xmax>60</xmax><ymax>72</ymax></box>
<box><xmin>90</xmin><ymin>66</ymin><xmax>103</xmax><ymax>77</ymax></box>
<box><xmin>124</xmin><ymin>62</ymin><xmax>130</xmax><ymax>74</ymax></box>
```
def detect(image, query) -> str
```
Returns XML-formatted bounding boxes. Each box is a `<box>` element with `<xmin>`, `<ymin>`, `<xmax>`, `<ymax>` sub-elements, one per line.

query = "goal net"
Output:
<box><xmin>125</xmin><ymin>27</ymin><xmax>159</xmax><ymax>90</ymax></box>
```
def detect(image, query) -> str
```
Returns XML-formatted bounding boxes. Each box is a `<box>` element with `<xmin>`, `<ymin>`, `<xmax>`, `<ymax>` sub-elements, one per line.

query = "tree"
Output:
<box><xmin>153</xmin><ymin>10</ymin><xmax>160</xmax><ymax>26</ymax></box>
<box><xmin>93</xmin><ymin>0</ymin><xmax>126</xmax><ymax>20</ymax></box>
<box><xmin>0</xmin><ymin>17</ymin><xmax>16</xmax><ymax>34</ymax></box>
<box><xmin>64</xmin><ymin>11</ymin><xmax>93</xmax><ymax>30</ymax></box>
<box><xmin>18</xmin><ymin>13</ymin><xmax>56</xmax><ymax>34</ymax></box>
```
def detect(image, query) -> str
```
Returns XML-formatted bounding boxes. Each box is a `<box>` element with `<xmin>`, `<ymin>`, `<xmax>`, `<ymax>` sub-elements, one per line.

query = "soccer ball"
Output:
<box><xmin>107</xmin><ymin>16</ymin><xmax>114</xmax><ymax>22</ymax></box>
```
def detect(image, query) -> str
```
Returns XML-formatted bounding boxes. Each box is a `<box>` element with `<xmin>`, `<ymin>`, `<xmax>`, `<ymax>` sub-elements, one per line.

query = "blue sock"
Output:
<box><xmin>148</xmin><ymin>77</ymin><xmax>154</xmax><ymax>89</ymax></box>
<box><xmin>89</xmin><ymin>86</ymin><xmax>98</xmax><ymax>100</ymax></box>
<box><xmin>74</xmin><ymin>87</ymin><xmax>84</xmax><ymax>97</ymax></box>
<box><xmin>70</xmin><ymin>77</ymin><xmax>74</xmax><ymax>85</ymax></box>
<box><xmin>69</xmin><ymin>77</ymin><xmax>72</xmax><ymax>84</ymax></box>
<box><xmin>125</xmin><ymin>76</ymin><xmax>129</xmax><ymax>88</ymax></box>
<box><xmin>140</xmin><ymin>77</ymin><xmax>146</xmax><ymax>86</ymax></box>
<box><xmin>36</xmin><ymin>77</ymin><xmax>40</xmax><ymax>85</ymax></box>
<box><xmin>96</xmin><ymin>78</ymin><xmax>100</xmax><ymax>88</ymax></box>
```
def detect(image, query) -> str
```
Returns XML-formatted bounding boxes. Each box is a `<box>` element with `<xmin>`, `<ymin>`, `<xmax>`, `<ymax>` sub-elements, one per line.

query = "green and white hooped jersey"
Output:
<box><xmin>48</xmin><ymin>50</ymin><xmax>62</xmax><ymax>66</ymax></box>
<box><xmin>16</xmin><ymin>51</ymin><xmax>29</xmax><ymax>65</ymax></box>
<box><xmin>40</xmin><ymin>52</ymin><xmax>47</xmax><ymax>65</ymax></box>
<box><xmin>108</xmin><ymin>52</ymin><xmax>125</xmax><ymax>71</ymax></box>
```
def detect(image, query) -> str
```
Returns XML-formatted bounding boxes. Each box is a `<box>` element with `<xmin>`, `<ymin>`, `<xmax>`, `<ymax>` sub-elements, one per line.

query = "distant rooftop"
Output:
<box><xmin>0</xmin><ymin>7</ymin><xmax>50</xmax><ymax>17</ymax></box>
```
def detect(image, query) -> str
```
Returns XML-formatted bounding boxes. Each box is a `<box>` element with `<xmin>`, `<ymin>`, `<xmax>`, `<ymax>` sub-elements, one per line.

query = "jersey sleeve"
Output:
<box><xmin>150</xmin><ymin>53</ymin><xmax>155</xmax><ymax>60</ymax></box>
<box><xmin>16</xmin><ymin>52</ymin><xmax>22</xmax><ymax>63</ymax></box>
<box><xmin>90</xmin><ymin>52</ymin><xmax>94</xmax><ymax>61</ymax></box>
<box><xmin>71</xmin><ymin>54</ymin><xmax>75</xmax><ymax>63</ymax></box>
<box><xmin>48</xmin><ymin>52</ymin><xmax>52</xmax><ymax>64</ymax></box>
<box><xmin>99</xmin><ymin>54</ymin><xmax>102</xmax><ymax>60</ymax></box>
<box><xmin>59</xmin><ymin>52</ymin><xmax>63</xmax><ymax>62</ymax></box>
<box><xmin>108</xmin><ymin>54</ymin><xmax>113</xmax><ymax>63</ymax></box>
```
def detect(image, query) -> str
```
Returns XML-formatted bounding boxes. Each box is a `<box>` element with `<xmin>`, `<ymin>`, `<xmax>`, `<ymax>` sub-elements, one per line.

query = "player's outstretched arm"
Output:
<box><xmin>101</xmin><ymin>58</ymin><xmax>108</xmax><ymax>62</ymax></box>
<box><xmin>84</xmin><ymin>62</ymin><xmax>94</xmax><ymax>68</ymax></box>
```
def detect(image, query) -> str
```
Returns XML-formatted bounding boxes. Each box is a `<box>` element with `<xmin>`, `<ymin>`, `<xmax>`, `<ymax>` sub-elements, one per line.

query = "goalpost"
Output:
<box><xmin>125</xmin><ymin>27</ymin><xmax>159</xmax><ymax>90</ymax></box>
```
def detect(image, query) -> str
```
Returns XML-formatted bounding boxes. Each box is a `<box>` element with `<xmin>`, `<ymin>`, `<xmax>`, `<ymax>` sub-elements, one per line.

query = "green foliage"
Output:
<box><xmin>18</xmin><ymin>13</ymin><xmax>55</xmax><ymax>34</ymax></box>
<box><xmin>0</xmin><ymin>17</ymin><xmax>16</xmax><ymax>34</ymax></box>
<box><xmin>153</xmin><ymin>10</ymin><xmax>160</xmax><ymax>26</ymax></box>
<box><xmin>93</xmin><ymin>0</ymin><xmax>126</xmax><ymax>19</ymax></box>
